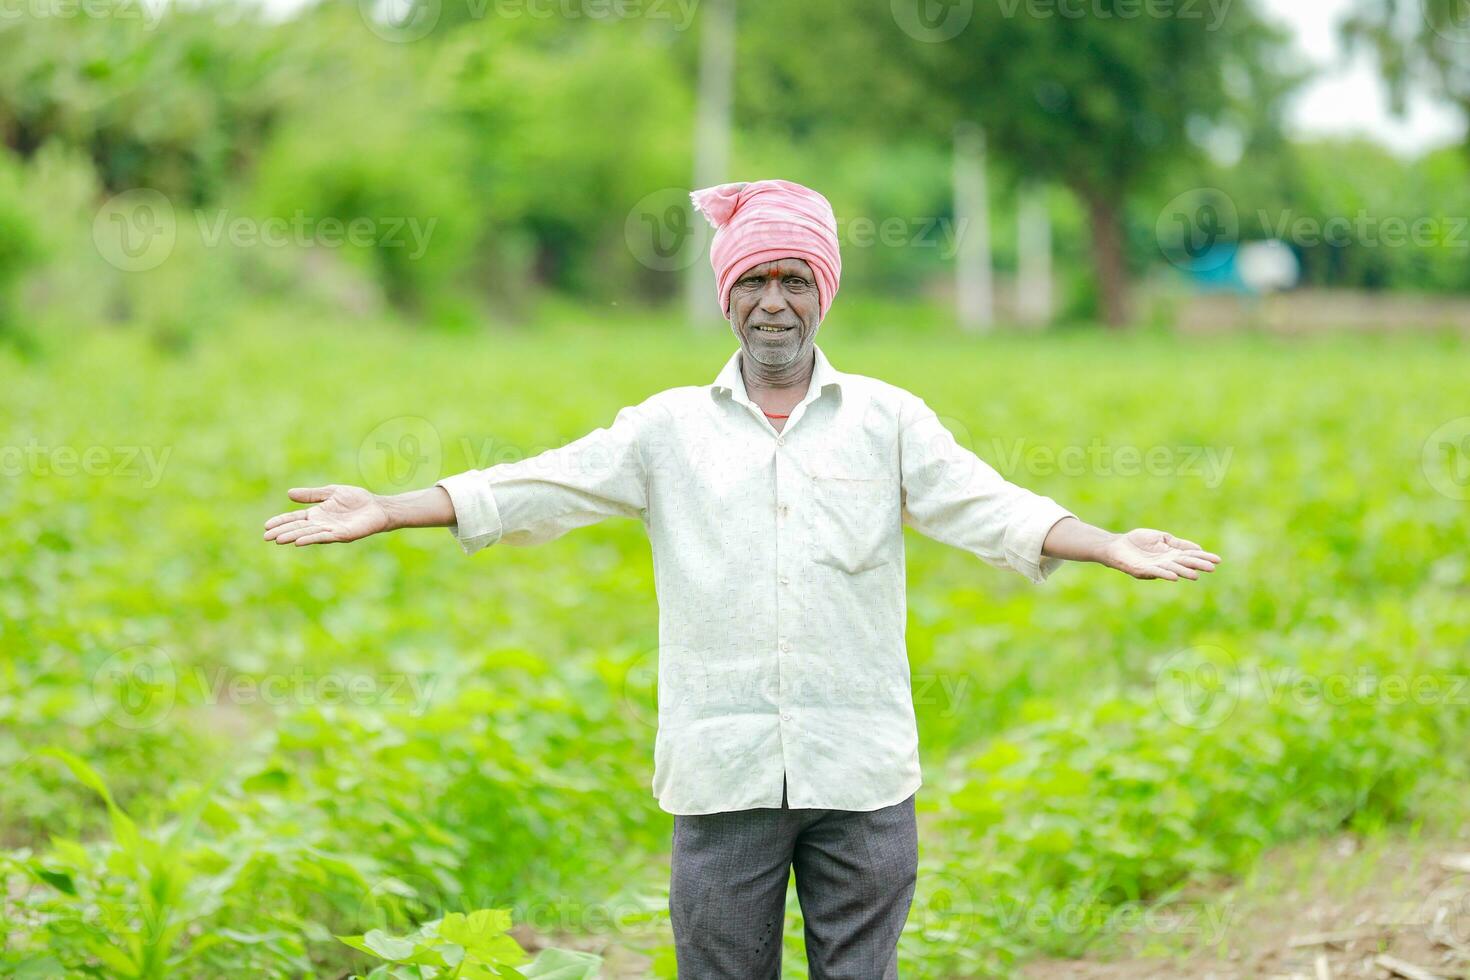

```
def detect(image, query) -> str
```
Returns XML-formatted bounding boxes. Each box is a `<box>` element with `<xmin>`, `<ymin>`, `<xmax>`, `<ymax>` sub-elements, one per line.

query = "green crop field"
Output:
<box><xmin>4</xmin><ymin>313</ymin><xmax>1469</xmax><ymax>978</ymax></box>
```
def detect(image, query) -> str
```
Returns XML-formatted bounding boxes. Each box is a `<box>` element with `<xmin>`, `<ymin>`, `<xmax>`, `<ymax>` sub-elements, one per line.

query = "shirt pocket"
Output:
<box><xmin>804</xmin><ymin>455</ymin><xmax>897</xmax><ymax>575</ymax></box>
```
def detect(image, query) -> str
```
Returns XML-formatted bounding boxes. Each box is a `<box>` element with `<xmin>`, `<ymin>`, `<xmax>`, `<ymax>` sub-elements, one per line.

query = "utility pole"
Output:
<box><xmin>684</xmin><ymin>0</ymin><xmax>735</xmax><ymax>329</ymax></box>
<box><xmin>953</xmin><ymin>121</ymin><xmax>994</xmax><ymax>332</ymax></box>
<box><xmin>1017</xmin><ymin>185</ymin><xmax>1053</xmax><ymax>327</ymax></box>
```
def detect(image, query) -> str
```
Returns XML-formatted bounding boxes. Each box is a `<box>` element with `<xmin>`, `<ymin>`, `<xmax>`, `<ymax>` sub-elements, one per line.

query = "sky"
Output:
<box><xmin>1257</xmin><ymin>0</ymin><xmax>1465</xmax><ymax>154</ymax></box>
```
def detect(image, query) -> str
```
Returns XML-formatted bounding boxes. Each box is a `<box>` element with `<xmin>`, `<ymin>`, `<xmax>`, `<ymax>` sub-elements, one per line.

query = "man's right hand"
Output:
<box><xmin>263</xmin><ymin>485</ymin><xmax>392</xmax><ymax>547</ymax></box>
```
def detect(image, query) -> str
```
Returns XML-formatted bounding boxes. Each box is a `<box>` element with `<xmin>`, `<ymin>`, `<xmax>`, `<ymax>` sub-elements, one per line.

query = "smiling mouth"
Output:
<box><xmin>751</xmin><ymin>324</ymin><xmax>795</xmax><ymax>334</ymax></box>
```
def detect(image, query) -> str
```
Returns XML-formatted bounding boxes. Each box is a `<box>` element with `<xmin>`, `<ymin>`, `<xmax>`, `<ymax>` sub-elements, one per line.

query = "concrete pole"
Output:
<box><xmin>684</xmin><ymin>0</ymin><xmax>735</xmax><ymax>329</ymax></box>
<box><xmin>1017</xmin><ymin>184</ymin><xmax>1053</xmax><ymax>327</ymax></box>
<box><xmin>953</xmin><ymin>121</ymin><xmax>994</xmax><ymax>332</ymax></box>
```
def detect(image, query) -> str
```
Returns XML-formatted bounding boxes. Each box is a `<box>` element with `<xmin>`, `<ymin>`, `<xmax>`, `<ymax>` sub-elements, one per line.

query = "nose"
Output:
<box><xmin>759</xmin><ymin>278</ymin><xmax>788</xmax><ymax>314</ymax></box>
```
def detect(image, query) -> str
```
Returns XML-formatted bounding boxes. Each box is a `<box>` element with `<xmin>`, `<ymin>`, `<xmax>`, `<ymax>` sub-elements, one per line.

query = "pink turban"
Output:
<box><xmin>690</xmin><ymin>179</ymin><xmax>842</xmax><ymax>323</ymax></box>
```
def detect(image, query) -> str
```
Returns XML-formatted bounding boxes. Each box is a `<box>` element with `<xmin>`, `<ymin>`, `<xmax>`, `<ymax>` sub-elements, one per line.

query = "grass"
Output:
<box><xmin>3</xmin><ymin>307</ymin><xmax>1468</xmax><ymax>977</ymax></box>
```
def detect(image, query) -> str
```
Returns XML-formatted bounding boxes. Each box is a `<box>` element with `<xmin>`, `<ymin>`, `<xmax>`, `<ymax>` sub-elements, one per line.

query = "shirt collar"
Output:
<box><xmin>711</xmin><ymin>343</ymin><xmax>843</xmax><ymax>407</ymax></box>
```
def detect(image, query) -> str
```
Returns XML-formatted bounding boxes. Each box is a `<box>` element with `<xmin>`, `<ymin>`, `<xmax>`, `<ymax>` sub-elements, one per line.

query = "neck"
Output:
<box><xmin>741</xmin><ymin>347</ymin><xmax>815</xmax><ymax>396</ymax></box>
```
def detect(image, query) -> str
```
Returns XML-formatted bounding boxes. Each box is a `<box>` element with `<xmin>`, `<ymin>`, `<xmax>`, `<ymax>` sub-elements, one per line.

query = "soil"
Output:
<box><xmin>515</xmin><ymin>830</ymin><xmax>1470</xmax><ymax>979</ymax></box>
<box><xmin>1023</xmin><ymin>834</ymin><xmax>1470</xmax><ymax>980</ymax></box>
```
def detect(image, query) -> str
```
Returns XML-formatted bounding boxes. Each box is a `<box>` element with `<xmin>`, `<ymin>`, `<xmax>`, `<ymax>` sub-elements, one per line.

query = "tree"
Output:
<box><xmin>1342</xmin><ymin>0</ymin><xmax>1470</xmax><ymax>157</ymax></box>
<box><xmin>910</xmin><ymin>0</ymin><xmax>1292</xmax><ymax>326</ymax></box>
<box><xmin>726</xmin><ymin>0</ymin><xmax>1293</xmax><ymax>327</ymax></box>
<box><xmin>0</xmin><ymin>4</ymin><xmax>299</xmax><ymax>200</ymax></box>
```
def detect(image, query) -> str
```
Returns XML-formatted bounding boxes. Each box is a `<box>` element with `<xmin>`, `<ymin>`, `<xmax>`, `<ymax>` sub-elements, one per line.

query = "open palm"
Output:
<box><xmin>1105</xmin><ymin>528</ymin><xmax>1222</xmax><ymax>582</ymax></box>
<box><xmin>263</xmin><ymin>485</ymin><xmax>390</xmax><ymax>547</ymax></box>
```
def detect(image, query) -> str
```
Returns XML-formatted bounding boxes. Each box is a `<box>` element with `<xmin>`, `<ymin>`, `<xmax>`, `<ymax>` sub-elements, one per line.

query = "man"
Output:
<box><xmin>264</xmin><ymin>178</ymin><xmax>1221</xmax><ymax>978</ymax></box>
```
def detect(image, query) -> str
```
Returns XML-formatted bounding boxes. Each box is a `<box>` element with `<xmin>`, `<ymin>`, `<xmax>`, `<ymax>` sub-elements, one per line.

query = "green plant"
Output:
<box><xmin>8</xmin><ymin>749</ymin><xmax>311</xmax><ymax>978</ymax></box>
<box><xmin>340</xmin><ymin>909</ymin><xmax>600</xmax><ymax>979</ymax></box>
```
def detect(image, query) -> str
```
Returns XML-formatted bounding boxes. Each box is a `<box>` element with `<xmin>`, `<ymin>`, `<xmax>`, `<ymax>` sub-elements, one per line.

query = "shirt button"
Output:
<box><xmin>779</xmin><ymin>640</ymin><xmax>791</xmax><ymax>653</ymax></box>
<box><xmin>775</xmin><ymin>437</ymin><xmax>785</xmax><ymax>447</ymax></box>
<box><xmin>781</xmin><ymin>713</ymin><xmax>792</xmax><ymax>722</ymax></box>
<box><xmin>778</xmin><ymin>575</ymin><xmax>790</xmax><ymax>586</ymax></box>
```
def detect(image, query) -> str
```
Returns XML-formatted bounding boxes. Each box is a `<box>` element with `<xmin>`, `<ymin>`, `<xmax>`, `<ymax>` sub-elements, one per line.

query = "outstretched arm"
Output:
<box><xmin>265</xmin><ymin>400</ymin><xmax>650</xmax><ymax>553</ymax></box>
<box><xmin>898</xmin><ymin>394</ymin><xmax>1076</xmax><ymax>584</ymax></box>
<box><xmin>1042</xmin><ymin>517</ymin><xmax>1222</xmax><ymax>582</ymax></box>
<box><xmin>263</xmin><ymin>484</ymin><xmax>455</xmax><ymax>547</ymax></box>
<box><xmin>898</xmin><ymin>393</ymin><xmax>1222</xmax><ymax>583</ymax></box>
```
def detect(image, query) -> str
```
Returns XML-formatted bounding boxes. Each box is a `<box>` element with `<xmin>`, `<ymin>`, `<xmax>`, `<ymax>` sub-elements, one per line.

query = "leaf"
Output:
<box><xmin>437</xmin><ymin>943</ymin><xmax>466</xmax><ymax>968</ymax></box>
<box><xmin>521</xmin><ymin>948</ymin><xmax>602</xmax><ymax>979</ymax></box>
<box><xmin>34</xmin><ymin>869</ymin><xmax>75</xmax><ymax>895</ymax></box>
<box><xmin>172</xmin><ymin>933</ymin><xmax>226</xmax><ymax>964</ymax></box>
<box><xmin>11</xmin><ymin>955</ymin><xmax>66</xmax><ymax>980</ymax></box>
<box><xmin>46</xmin><ymin>837</ymin><xmax>90</xmax><ymax>868</ymax></box>
<box><xmin>85</xmin><ymin>939</ymin><xmax>141</xmax><ymax>978</ymax></box>
<box><xmin>437</xmin><ymin>908</ymin><xmax>511</xmax><ymax>944</ymax></box>
<box><xmin>215</xmin><ymin>929</ymin><xmax>281</xmax><ymax>945</ymax></box>
<box><xmin>436</xmin><ymin>909</ymin><xmax>527</xmax><ymax>966</ymax></box>
<box><xmin>41</xmin><ymin>748</ymin><xmax>141</xmax><ymax>854</ymax></box>
<box><xmin>338</xmin><ymin>929</ymin><xmax>417</xmax><ymax>963</ymax></box>
<box><xmin>41</xmin><ymin>748</ymin><xmax>116</xmax><ymax>808</ymax></box>
<box><xmin>241</xmin><ymin>767</ymin><xmax>292</xmax><ymax>793</ymax></box>
<box><xmin>401</xmin><ymin>941</ymin><xmax>451</xmax><ymax>968</ymax></box>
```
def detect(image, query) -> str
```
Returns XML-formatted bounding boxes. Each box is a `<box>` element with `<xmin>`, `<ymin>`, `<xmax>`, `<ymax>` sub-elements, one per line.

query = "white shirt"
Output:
<box><xmin>436</xmin><ymin>344</ymin><xmax>1074</xmax><ymax>815</ymax></box>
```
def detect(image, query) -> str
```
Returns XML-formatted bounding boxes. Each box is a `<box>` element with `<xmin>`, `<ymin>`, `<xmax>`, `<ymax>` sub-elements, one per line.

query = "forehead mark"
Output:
<box><xmin>742</xmin><ymin>261</ymin><xmax>811</xmax><ymax>281</ymax></box>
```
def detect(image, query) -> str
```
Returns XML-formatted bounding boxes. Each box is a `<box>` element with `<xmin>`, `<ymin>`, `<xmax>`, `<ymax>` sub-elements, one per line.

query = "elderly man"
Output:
<box><xmin>264</xmin><ymin>179</ymin><xmax>1221</xmax><ymax>978</ymax></box>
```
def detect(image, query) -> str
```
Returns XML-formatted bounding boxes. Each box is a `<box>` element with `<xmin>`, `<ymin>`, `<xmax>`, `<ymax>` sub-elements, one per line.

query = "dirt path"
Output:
<box><xmin>1024</xmin><ymin>833</ymin><xmax>1470</xmax><ymax>980</ymax></box>
<box><xmin>514</xmin><ymin>829</ymin><xmax>1470</xmax><ymax>979</ymax></box>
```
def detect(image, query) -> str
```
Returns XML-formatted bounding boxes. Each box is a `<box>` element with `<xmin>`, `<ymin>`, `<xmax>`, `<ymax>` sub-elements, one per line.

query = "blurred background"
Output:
<box><xmin>2</xmin><ymin>0</ymin><xmax>1470</xmax><ymax>977</ymax></box>
<box><xmin>2</xmin><ymin>0</ymin><xmax>1470</xmax><ymax>340</ymax></box>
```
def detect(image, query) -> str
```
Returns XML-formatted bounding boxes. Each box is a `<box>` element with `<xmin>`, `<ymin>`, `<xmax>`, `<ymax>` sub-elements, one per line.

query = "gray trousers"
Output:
<box><xmin>668</xmin><ymin>778</ymin><xmax>918</xmax><ymax>979</ymax></box>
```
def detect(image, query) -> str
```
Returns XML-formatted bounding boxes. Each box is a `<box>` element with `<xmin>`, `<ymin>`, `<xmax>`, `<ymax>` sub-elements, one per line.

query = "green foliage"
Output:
<box><xmin>926</xmin><ymin>0</ymin><xmax>1292</xmax><ymax>200</ymax></box>
<box><xmin>248</xmin><ymin>107</ymin><xmax>484</xmax><ymax>314</ymax></box>
<box><xmin>0</xmin><ymin>5</ymin><xmax>1467</xmax><ymax>978</ymax></box>
<box><xmin>731</xmin><ymin>0</ymin><xmax>1303</xmax><ymax>323</ymax></box>
<box><xmin>0</xmin><ymin>150</ymin><xmax>47</xmax><ymax>332</ymax></box>
<box><xmin>428</xmin><ymin>21</ymin><xmax>693</xmax><ymax>302</ymax></box>
<box><xmin>1344</xmin><ymin>0</ymin><xmax>1470</xmax><ymax>128</ymax></box>
<box><xmin>0</xmin><ymin>4</ymin><xmax>301</xmax><ymax>199</ymax></box>
<box><xmin>340</xmin><ymin>910</ymin><xmax>600</xmax><ymax>979</ymax></box>
<box><xmin>0</xmin><ymin>0</ymin><xmax>1463</xmax><ymax>335</ymax></box>
<box><xmin>6</xmin><ymin>749</ymin><xmax>316</xmax><ymax>977</ymax></box>
<box><xmin>3</xmin><ymin>317</ymin><xmax>1469</xmax><ymax>978</ymax></box>
<box><xmin>1165</xmin><ymin>136</ymin><xmax>1470</xmax><ymax>293</ymax></box>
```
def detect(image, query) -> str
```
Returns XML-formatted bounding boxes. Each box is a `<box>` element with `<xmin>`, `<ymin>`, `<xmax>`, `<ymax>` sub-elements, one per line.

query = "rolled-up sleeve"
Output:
<box><xmin>436</xmin><ymin>403</ymin><xmax>650</xmax><ymax>556</ymax></box>
<box><xmin>898</xmin><ymin>393</ymin><xmax>1074</xmax><ymax>584</ymax></box>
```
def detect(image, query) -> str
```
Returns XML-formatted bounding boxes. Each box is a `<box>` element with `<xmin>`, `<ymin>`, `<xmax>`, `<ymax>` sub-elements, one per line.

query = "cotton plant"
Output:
<box><xmin>341</xmin><ymin>908</ymin><xmax>601</xmax><ymax>979</ymax></box>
